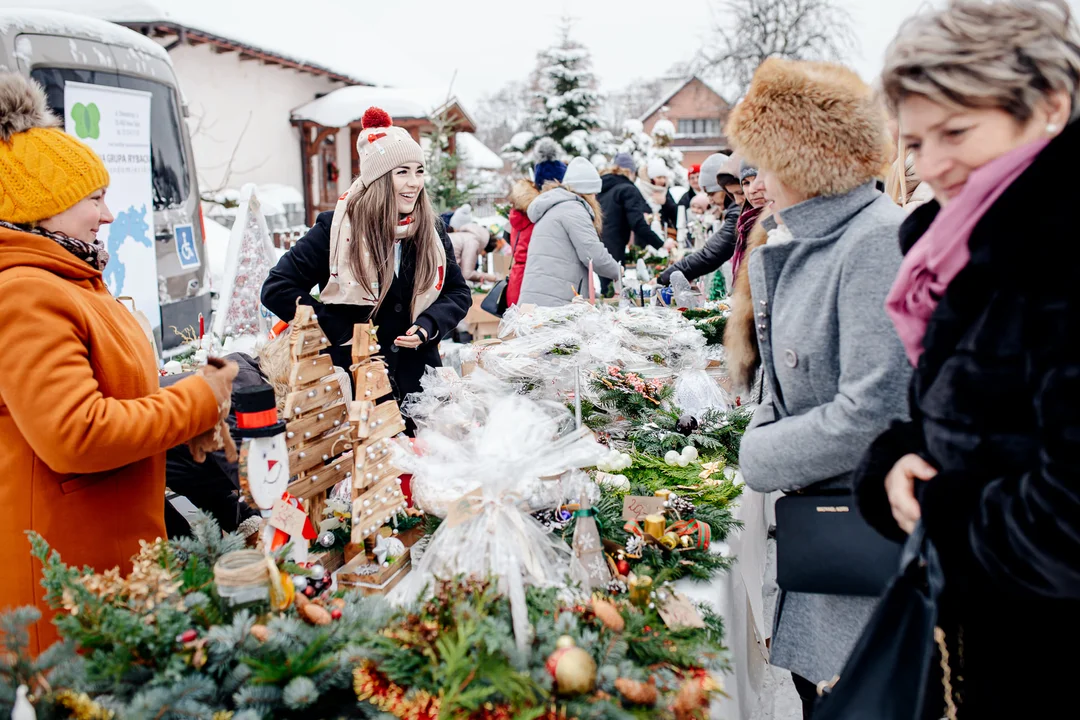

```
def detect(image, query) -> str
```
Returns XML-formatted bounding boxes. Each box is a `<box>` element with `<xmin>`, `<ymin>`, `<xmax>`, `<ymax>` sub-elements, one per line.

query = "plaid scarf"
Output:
<box><xmin>0</xmin><ymin>220</ymin><xmax>110</xmax><ymax>270</ymax></box>
<box><xmin>731</xmin><ymin>204</ymin><xmax>764</xmax><ymax>281</ymax></box>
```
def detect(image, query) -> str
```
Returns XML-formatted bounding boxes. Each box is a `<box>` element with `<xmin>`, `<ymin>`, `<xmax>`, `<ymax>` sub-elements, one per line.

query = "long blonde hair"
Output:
<box><xmin>345</xmin><ymin>172</ymin><xmax>439</xmax><ymax>316</ymax></box>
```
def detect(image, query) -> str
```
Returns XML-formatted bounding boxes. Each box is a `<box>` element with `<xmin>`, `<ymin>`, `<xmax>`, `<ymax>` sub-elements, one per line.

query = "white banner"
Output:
<box><xmin>64</xmin><ymin>82</ymin><xmax>160</xmax><ymax>329</ymax></box>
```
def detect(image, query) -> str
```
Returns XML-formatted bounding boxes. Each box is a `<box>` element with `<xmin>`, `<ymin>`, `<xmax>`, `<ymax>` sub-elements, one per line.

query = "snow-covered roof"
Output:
<box><xmin>638</xmin><ymin>76</ymin><xmax>730</xmax><ymax>122</ymax></box>
<box><xmin>0</xmin><ymin>8</ymin><xmax>170</xmax><ymax>62</ymax></box>
<box><xmin>456</xmin><ymin>133</ymin><xmax>504</xmax><ymax>171</ymax></box>
<box><xmin>291</xmin><ymin>86</ymin><xmax>475</xmax><ymax>130</ymax></box>
<box><xmin>7</xmin><ymin>0</ymin><xmax>372</xmax><ymax>84</ymax></box>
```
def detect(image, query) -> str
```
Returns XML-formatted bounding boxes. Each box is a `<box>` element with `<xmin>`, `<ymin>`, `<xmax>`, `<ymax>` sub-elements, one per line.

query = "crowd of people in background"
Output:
<box><xmin>1</xmin><ymin>0</ymin><xmax>1077</xmax><ymax>715</ymax></box>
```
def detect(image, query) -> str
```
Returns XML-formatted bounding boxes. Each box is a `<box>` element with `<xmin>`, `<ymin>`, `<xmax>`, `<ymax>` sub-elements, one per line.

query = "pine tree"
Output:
<box><xmin>423</xmin><ymin>108</ymin><xmax>476</xmax><ymax>213</ymax></box>
<box><xmin>533</xmin><ymin>18</ymin><xmax>601</xmax><ymax>157</ymax></box>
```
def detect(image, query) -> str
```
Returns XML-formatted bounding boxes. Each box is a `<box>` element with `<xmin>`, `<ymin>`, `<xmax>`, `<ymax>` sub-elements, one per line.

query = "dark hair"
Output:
<box><xmin>485</xmin><ymin>235</ymin><xmax>499</xmax><ymax>254</ymax></box>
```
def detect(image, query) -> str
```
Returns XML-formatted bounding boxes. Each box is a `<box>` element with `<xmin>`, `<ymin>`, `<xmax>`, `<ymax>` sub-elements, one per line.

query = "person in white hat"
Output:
<box><xmin>262</xmin><ymin>107</ymin><xmax>471</xmax><ymax>405</ymax></box>
<box><xmin>636</xmin><ymin>157</ymin><xmax>679</xmax><ymax>231</ymax></box>
<box><xmin>517</xmin><ymin>157</ymin><xmax>621</xmax><ymax>306</ymax></box>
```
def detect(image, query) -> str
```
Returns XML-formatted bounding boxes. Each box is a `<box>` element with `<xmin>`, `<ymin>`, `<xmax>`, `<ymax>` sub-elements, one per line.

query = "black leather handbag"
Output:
<box><xmin>480</xmin><ymin>278</ymin><xmax>509</xmax><ymax>317</ymax></box>
<box><xmin>774</xmin><ymin>485</ymin><xmax>903</xmax><ymax>596</ymax></box>
<box><xmin>814</xmin><ymin>525</ymin><xmax>949</xmax><ymax>720</ymax></box>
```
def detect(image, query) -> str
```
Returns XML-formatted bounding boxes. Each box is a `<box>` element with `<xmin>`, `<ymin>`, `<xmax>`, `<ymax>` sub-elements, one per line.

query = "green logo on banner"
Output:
<box><xmin>70</xmin><ymin>102</ymin><xmax>101</xmax><ymax>139</ymax></box>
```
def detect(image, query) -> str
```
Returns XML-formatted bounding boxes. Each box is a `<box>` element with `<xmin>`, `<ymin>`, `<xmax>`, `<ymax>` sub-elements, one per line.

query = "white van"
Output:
<box><xmin>0</xmin><ymin>9</ymin><xmax>210</xmax><ymax>354</ymax></box>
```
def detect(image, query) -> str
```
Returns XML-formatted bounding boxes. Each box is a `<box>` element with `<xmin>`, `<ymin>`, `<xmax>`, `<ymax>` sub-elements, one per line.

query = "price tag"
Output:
<box><xmin>268</xmin><ymin>498</ymin><xmax>308</xmax><ymax>537</ymax></box>
<box><xmin>622</xmin><ymin>495</ymin><xmax>666</xmax><ymax>521</ymax></box>
<box><xmin>656</xmin><ymin>591</ymin><xmax>706</xmax><ymax>630</ymax></box>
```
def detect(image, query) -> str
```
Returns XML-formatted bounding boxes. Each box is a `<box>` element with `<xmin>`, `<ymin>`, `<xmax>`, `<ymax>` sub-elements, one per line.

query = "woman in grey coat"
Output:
<box><xmin>518</xmin><ymin>157</ymin><xmax>622</xmax><ymax>306</ymax></box>
<box><xmin>723</xmin><ymin>58</ymin><xmax>913</xmax><ymax>718</ymax></box>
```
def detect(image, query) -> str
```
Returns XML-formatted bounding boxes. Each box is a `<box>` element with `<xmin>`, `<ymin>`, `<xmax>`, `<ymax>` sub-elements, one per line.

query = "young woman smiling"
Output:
<box><xmin>262</xmin><ymin>108</ymin><xmax>470</xmax><ymax>406</ymax></box>
<box><xmin>853</xmin><ymin>0</ymin><xmax>1080</xmax><ymax>715</ymax></box>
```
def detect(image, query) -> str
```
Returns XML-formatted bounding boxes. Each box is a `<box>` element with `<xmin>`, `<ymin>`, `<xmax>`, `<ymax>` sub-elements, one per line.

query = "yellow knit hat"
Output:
<box><xmin>0</xmin><ymin>73</ymin><xmax>110</xmax><ymax>224</ymax></box>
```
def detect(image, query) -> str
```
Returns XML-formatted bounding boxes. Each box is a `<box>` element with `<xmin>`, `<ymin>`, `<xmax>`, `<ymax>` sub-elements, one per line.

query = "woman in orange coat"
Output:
<box><xmin>0</xmin><ymin>73</ymin><xmax>237</xmax><ymax>654</ymax></box>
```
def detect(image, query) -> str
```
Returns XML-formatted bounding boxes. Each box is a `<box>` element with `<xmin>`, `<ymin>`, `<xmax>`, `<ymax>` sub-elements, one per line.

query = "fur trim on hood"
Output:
<box><xmin>725</xmin><ymin>58</ymin><xmax>887</xmax><ymax>199</ymax></box>
<box><xmin>508</xmin><ymin>177</ymin><xmax>540</xmax><ymax>213</ymax></box>
<box><xmin>723</xmin><ymin>218</ymin><xmax>770</xmax><ymax>392</ymax></box>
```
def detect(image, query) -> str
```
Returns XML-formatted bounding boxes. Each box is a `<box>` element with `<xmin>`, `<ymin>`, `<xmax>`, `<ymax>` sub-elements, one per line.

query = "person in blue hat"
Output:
<box><xmin>532</xmin><ymin>137</ymin><xmax>567</xmax><ymax>190</ymax></box>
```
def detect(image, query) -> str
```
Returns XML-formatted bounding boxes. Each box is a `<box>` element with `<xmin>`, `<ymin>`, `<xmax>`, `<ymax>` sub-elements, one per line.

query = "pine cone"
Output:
<box><xmin>669</xmin><ymin>496</ymin><xmax>696</xmax><ymax>517</ymax></box>
<box><xmin>590</xmin><ymin>595</ymin><xmax>625</xmax><ymax>632</ymax></box>
<box><xmin>250</xmin><ymin>624</ymin><xmax>271</xmax><ymax>642</ymax></box>
<box><xmin>607</xmin><ymin>578</ymin><xmax>628</xmax><ymax>595</ymax></box>
<box><xmin>300</xmin><ymin>603</ymin><xmax>332</xmax><ymax>626</ymax></box>
<box><xmin>615</xmin><ymin>677</ymin><xmax>658</xmax><ymax>706</ymax></box>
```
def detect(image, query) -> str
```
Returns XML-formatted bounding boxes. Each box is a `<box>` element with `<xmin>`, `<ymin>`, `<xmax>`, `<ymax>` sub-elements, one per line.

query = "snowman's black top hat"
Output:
<box><xmin>233</xmin><ymin>386</ymin><xmax>287</xmax><ymax>438</ymax></box>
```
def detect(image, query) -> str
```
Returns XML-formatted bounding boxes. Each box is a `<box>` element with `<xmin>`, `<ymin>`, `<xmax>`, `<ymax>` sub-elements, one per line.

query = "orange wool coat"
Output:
<box><xmin>0</xmin><ymin>226</ymin><xmax>220</xmax><ymax>655</ymax></box>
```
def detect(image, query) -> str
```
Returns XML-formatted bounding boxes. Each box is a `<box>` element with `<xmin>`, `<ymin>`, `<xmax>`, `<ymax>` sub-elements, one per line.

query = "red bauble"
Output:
<box><xmin>331</xmin><ymin>608</ymin><xmax>342</xmax><ymax>620</ymax></box>
<box><xmin>545</xmin><ymin>647</ymin><xmax>570</xmax><ymax>679</ymax></box>
<box><xmin>616</xmin><ymin>559</ymin><xmax>631</xmax><ymax>577</ymax></box>
<box><xmin>362</xmin><ymin>107</ymin><xmax>392</xmax><ymax>130</ymax></box>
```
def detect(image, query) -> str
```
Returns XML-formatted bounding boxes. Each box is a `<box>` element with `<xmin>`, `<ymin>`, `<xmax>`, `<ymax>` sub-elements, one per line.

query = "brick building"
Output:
<box><xmin>640</xmin><ymin>76</ymin><xmax>732</xmax><ymax>168</ymax></box>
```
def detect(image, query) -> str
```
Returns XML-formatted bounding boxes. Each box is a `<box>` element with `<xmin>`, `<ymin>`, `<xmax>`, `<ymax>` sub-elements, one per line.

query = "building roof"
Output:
<box><xmin>8</xmin><ymin>0</ymin><xmax>373</xmax><ymax>84</ymax></box>
<box><xmin>291</xmin><ymin>86</ymin><xmax>476</xmax><ymax>133</ymax></box>
<box><xmin>638</xmin><ymin>75</ymin><xmax>729</xmax><ymax>122</ymax></box>
<box><xmin>456</xmin><ymin>133</ymin><xmax>504</xmax><ymax>171</ymax></box>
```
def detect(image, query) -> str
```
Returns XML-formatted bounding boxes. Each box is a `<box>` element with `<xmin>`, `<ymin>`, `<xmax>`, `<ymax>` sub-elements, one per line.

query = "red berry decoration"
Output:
<box><xmin>178</xmin><ymin>629</ymin><xmax>197</xmax><ymax>643</ymax></box>
<box><xmin>305</xmin><ymin>585</ymin><xmax>316</xmax><ymax>597</ymax></box>
<box><xmin>361</xmin><ymin>106</ymin><xmax>392</xmax><ymax>130</ymax></box>
<box><xmin>644</xmin><ymin>626</ymin><xmax>652</xmax><ymax>633</ymax></box>
<box><xmin>331</xmin><ymin>608</ymin><xmax>342</xmax><ymax>620</ymax></box>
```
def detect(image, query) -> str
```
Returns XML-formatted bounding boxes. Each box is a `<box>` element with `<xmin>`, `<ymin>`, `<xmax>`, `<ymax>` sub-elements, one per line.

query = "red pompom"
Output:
<box><xmin>362</xmin><ymin>107</ymin><xmax>392</xmax><ymax>130</ymax></box>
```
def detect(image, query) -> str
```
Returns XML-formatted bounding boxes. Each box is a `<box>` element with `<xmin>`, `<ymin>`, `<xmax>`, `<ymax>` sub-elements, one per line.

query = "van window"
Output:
<box><xmin>32</xmin><ymin>68</ymin><xmax>192</xmax><ymax>210</ymax></box>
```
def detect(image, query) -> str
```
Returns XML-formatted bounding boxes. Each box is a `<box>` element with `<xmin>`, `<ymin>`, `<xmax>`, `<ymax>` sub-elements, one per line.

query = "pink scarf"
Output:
<box><xmin>885</xmin><ymin>138</ymin><xmax>1048</xmax><ymax>366</ymax></box>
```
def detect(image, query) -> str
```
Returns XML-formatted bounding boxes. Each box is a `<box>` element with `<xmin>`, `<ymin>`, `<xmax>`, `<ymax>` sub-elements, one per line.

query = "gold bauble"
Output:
<box><xmin>555</xmin><ymin>646</ymin><xmax>598</xmax><ymax>696</ymax></box>
<box><xmin>660</xmin><ymin>532</ymin><xmax>680</xmax><ymax>550</ymax></box>
<box><xmin>556</xmin><ymin>635</ymin><xmax>577</xmax><ymax>650</ymax></box>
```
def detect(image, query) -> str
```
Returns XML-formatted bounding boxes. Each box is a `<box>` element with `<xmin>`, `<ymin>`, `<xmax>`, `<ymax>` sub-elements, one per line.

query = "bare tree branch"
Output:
<box><xmin>699</xmin><ymin>0</ymin><xmax>857</xmax><ymax>97</ymax></box>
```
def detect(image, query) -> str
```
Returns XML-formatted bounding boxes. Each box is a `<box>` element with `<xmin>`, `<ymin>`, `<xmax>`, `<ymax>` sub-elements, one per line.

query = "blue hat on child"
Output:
<box><xmin>532</xmin><ymin>137</ymin><xmax>566</xmax><ymax>190</ymax></box>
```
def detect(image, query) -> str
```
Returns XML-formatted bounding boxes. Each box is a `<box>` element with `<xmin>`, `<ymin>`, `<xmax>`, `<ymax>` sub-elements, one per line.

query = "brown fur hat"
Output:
<box><xmin>508</xmin><ymin>177</ymin><xmax>540</xmax><ymax>214</ymax></box>
<box><xmin>723</xmin><ymin>218</ymin><xmax>770</xmax><ymax>392</ymax></box>
<box><xmin>725</xmin><ymin>58</ymin><xmax>888</xmax><ymax>199</ymax></box>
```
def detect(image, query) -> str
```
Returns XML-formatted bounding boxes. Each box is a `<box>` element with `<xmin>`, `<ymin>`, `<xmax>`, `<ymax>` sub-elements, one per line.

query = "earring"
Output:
<box><xmin>1047</xmin><ymin>123</ymin><xmax>1060</xmax><ymax>134</ymax></box>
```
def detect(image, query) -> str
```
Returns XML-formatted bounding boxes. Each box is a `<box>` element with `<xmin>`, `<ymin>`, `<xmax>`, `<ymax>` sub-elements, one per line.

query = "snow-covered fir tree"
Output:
<box><xmin>533</xmin><ymin>18</ymin><xmax>602</xmax><ymax>157</ymax></box>
<box><xmin>649</xmin><ymin>111</ymin><xmax>685</xmax><ymax>180</ymax></box>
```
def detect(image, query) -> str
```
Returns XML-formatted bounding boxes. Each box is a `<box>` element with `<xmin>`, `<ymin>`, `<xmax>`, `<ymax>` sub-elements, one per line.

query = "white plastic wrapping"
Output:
<box><xmin>391</xmin><ymin>394</ymin><xmax>606</xmax><ymax>651</ymax></box>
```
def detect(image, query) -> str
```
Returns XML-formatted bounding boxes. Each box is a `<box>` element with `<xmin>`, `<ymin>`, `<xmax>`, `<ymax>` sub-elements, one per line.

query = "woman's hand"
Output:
<box><xmin>885</xmin><ymin>453</ymin><xmax>939</xmax><ymax>534</ymax></box>
<box><xmin>190</xmin><ymin>357</ymin><xmax>239</xmax><ymax>463</ymax></box>
<box><xmin>394</xmin><ymin>324</ymin><xmax>428</xmax><ymax>349</ymax></box>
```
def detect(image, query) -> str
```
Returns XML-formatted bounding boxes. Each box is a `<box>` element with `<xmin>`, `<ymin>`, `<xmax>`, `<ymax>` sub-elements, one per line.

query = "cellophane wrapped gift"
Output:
<box><xmin>390</xmin><ymin>392</ymin><xmax>605</xmax><ymax>651</ymax></box>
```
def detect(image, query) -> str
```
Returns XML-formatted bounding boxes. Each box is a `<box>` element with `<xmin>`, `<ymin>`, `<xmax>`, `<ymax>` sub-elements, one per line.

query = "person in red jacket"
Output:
<box><xmin>506</xmin><ymin>178</ymin><xmax>540</xmax><ymax>306</ymax></box>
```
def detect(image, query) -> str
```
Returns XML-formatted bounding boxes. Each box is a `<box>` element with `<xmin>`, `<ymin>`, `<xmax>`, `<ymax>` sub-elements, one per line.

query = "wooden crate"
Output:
<box><xmin>337</xmin><ymin>551</ymin><xmax>411</xmax><ymax>596</ymax></box>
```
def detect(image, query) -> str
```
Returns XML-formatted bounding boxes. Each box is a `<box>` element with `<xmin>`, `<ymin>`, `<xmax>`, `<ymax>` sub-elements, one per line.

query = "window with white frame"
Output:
<box><xmin>676</xmin><ymin>118</ymin><xmax>722</xmax><ymax>137</ymax></box>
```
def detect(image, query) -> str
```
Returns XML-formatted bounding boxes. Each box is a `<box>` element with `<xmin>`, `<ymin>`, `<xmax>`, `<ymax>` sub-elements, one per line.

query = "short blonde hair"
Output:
<box><xmin>881</xmin><ymin>0</ymin><xmax>1080</xmax><ymax>123</ymax></box>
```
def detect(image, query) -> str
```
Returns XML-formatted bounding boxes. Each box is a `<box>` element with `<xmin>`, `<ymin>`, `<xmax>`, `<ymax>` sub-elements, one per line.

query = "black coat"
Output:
<box><xmin>659</xmin><ymin>189</ymin><xmax>678</xmax><ymax>230</ymax></box>
<box><xmin>658</xmin><ymin>200</ymin><xmax>740</xmax><ymax>284</ymax></box>
<box><xmin>852</xmin><ymin>122</ymin><xmax>1080</xmax><ymax>716</ymax></box>
<box><xmin>597</xmin><ymin>174</ymin><xmax>665</xmax><ymax>264</ymax></box>
<box><xmin>162</xmin><ymin>352</ymin><xmax>263</xmax><ymax>537</ymax></box>
<box><xmin>261</xmin><ymin>212</ymin><xmax>471</xmax><ymax>402</ymax></box>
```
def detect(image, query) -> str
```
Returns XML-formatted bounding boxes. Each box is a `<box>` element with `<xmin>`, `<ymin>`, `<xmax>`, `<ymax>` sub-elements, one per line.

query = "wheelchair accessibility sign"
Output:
<box><xmin>174</xmin><ymin>224</ymin><xmax>200</xmax><ymax>269</ymax></box>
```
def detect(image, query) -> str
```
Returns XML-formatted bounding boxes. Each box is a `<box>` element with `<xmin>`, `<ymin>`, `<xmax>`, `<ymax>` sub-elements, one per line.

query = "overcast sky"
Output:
<box><xmin>17</xmin><ymin>0</ymin><xmax>1080</xmax><ymax>107</ymax></box>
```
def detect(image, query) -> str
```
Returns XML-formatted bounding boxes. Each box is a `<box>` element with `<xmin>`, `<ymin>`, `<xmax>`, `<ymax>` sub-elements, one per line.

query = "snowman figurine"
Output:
<box><xmin>235</xmin><ymin>386</ymin><xmax>293</xmax><ymax>551</ymax></box>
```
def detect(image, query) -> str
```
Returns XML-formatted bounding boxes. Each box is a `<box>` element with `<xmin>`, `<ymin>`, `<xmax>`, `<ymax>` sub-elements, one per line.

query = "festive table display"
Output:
<box><xmin>1</xmin><ymin>300</ymin><xmax>752</xmax><ymax>720</ymax></box>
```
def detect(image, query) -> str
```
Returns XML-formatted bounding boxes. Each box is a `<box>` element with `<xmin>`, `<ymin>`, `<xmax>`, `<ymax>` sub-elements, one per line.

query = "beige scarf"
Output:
<box><xmin>322</xmin><ymin>177</ymin><xmax>447</xmax><ymax>321</ymax></box>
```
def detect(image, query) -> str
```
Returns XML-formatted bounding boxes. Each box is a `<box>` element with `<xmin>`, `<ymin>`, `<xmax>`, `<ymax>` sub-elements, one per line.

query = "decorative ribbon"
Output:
<box><xmin>623</xmin><ymin>518</ymin><xmax>710</xmax><ymax>551</ymax></box>
<box><xmin>236</xmin><ymin>408</ymin><xmax>279</xmax><ymax>430</ymax></box>
<box><xmin>668</xmin><ymin>519</ymin><xmax>711</xmax><ymax>551</ymax></box>
<box><xmin>573</xmin><ymin>506</ymin><xmax>602</xmax><ymax>530</ymax></box>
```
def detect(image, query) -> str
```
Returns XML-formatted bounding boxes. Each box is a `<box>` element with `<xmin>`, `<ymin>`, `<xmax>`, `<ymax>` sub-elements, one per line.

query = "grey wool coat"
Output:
<box><xmin>739</xmin><ymin>184</ymin><xmax>912</xmax><ymax>684</ymax></box>
<box><xmin>518</xmin><ymin>188</ymin><xmax>621</xmax><ymax>306</ymax></box>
